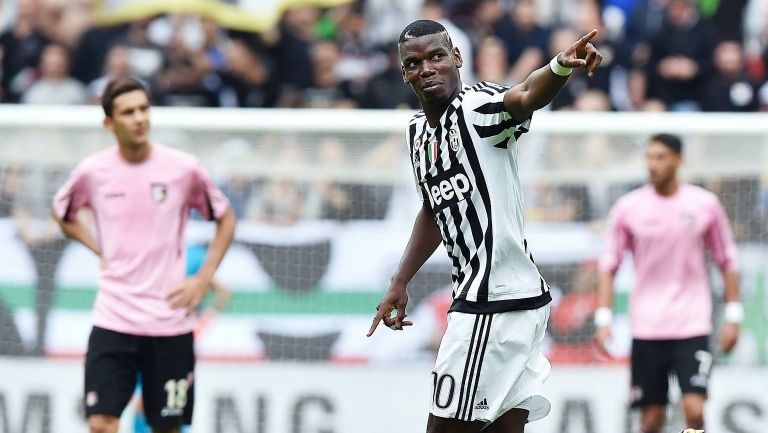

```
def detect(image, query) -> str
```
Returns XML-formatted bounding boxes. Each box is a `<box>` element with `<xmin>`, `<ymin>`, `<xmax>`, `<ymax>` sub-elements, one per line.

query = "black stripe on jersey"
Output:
<box><xmin>455</xmin><ymin>314</ymin><xmax>481</xmax><ymax>419</ymax></box>
<box><xmin>481</xmin><ymin>81</ymin><xmax>508</xmax><ymax>93</ymax></box>
<box><xmin>473</xmin><ymin>117</ymin><xmax>517</xmax><ymax>139</ymax></box>
<box><xmin>459</xmin><ymin>314</ymin><xmax>489</xmax><ymax>420</ymax></box>
<box><xmin>436</xmin><ymin>112</ymin><xmax>464</xmax><ymax>286</ymax></box>
<box><xmin>473</xmin><ymin>101</ymin><xmax>506</xmax><ymax>115</ymax></box>
<box><xmin>457</xmin><ymin>107</ymin><xmax>494</xmax><ymax>303</ymax></box>
<box><xmin>450</xmin><ymin>290</ymin><xmax>552</xmax><ymax>314</ymax></box>
<box><xmin>493</xmin><ymin>136</ymin><xmax>511</xmax><ymax>149</ymax></box>
<box><xmin>467</xmin><ymin>314</ymin><xmax>493</xmax><ymax>421</ymax></box>
<box><xmin>471</xmin><ymin>83</ymin><xmax>495</xmax><ymax>96</ymax></box>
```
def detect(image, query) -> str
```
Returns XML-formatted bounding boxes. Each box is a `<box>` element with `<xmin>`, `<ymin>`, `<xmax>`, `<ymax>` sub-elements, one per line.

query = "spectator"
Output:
<box><xmin>474</xmin><ymin>36</ymin><xmax>511</xmax><ymax>85</ymax></box>
<box><xmin>22</xmin><ymin>43</ymin><xmax>87</xmax><ymax>104</ymax></box>
<box><xmin>495</xmin><ymin>0</ymin><xmax>551</xmax><ymax>85</ymax></box>
<box><xmin>87</xmin><ymin>44</ymin><xmax>132</xmax><ymax>102</ymax></box>
<box><xmin>0</xmin><ymin>0</ymin><xmax>49</xmax><ymax>102</ymax></box>
<box><xmin>644</xmin><ymin>0</ymin><xmax>716</xmax><ymax>110</ymax></box>
<box><xmin>273</xmin><ymin>6</ymin><xmax>319</xmax><ymax>106</ymax></box>
<box><xmin>296</xmin><ymin>40</ymin><xmax>357</xmax><ymax>108</ymax></box>
<box><xmin>220</xmin><ymin>39</ymin><xmax>271</xmax><ymax>107</ymax></box>
<box><xmin>359</xmin><ymin>44</ymin><xmax>420</xmax><ymax>109</ymax></box>
<box><xmin>701</xmin><ymin>40</ymin><xmax>760</xmax><ymax>111</ymax></box>
<box><xmin>421</xmin><ymin>0</ymin><xmax>475</xmax><ymax>83</ymax></box>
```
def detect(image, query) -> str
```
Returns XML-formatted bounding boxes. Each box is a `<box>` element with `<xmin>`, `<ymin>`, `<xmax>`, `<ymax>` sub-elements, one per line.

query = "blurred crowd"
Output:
<box><xmin>2</xmin><ymin>0</ymin><xmax>768</xmax><ymax>111</ymax></box>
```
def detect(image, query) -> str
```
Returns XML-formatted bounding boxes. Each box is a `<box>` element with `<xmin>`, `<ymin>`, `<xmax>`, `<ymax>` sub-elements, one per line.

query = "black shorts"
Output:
<box><xmin>84</xmin><ymin>326</ymin><xmax>195</xmax><ymax>429</ymax></box>
<box><xmin>630</xmin><ymin>335</ymin><xmax>711</xmax><ymax>407</ymax></box>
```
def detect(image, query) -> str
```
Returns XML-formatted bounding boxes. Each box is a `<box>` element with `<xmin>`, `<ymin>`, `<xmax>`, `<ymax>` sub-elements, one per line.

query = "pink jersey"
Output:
<box><xmin>53</xmin><ymin>143</ymin><xmax>230</xmax><ymax>336</ymax></box>
<box><xmin>599</xmin><ymin>183</ymin><xmax>738</xmax><ymax>339</ymax></box>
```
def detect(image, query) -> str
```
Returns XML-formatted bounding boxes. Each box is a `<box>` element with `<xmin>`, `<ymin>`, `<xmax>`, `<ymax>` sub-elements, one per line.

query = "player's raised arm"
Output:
<box><xmin>367</xmin><ymin>202</ymin><xmax>442</xmax><ymax>336</ymax></box>
<box><xmin>503</xmin><ymin>29</ymin><xmax>602</xmax><ymax>123</ymax></box>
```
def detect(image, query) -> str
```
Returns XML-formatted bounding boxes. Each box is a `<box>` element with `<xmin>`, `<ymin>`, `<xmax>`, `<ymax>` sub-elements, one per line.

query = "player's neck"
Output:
<box><xmin>653</xmin><ymin>178</ymin><xmax>679</xmax><ymax>197</ymax></box>
<box><xmin>422</xmin><ymin>86</ymin><xmax>461</xmax><ymax>127</ymax></box>
<box><xmin>118</xmin><ymin>142</ymin><xmax>151</xmax><ymax>163</ymax></box>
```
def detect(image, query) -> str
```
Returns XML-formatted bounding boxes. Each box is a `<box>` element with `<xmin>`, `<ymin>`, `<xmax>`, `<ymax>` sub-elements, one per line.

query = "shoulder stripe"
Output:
<box><xmin>473</xmin><ymin>117</ymin><xmax>517</xmax><ymax>138</ymax></box>
<box><xmin>473</xmin><ymin>101</ymin><xmax>506</xmax><ymax>115</ymax></box>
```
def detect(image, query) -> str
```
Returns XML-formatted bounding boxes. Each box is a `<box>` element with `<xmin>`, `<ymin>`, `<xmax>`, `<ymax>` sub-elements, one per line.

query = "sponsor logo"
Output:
<box><xmin>104</xmin><ymin>192</ymin><xmax>125</xmax><ymax>199</ymax></box>
<box><xmin>474</xmin><ymin>398</ymin><xmax>489</xmax><ymax>410</ymax></box>
<box><xmin>151</xmin><ymin>183</ymin><xmax>168</xmax><ymax>203</ymax></box>
<box><xmin>423</xmin><ymin>166</ymin><xmax>473</xmax><ymax>212</ymax></box>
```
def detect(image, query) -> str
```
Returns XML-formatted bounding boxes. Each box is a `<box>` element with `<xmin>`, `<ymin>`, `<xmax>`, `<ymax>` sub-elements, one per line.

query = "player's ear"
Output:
<box><xmin>103</xmin><ymin>116</ymin><xmax>114</xmax><ymax>132</ymax></box>
<box><xmin>453</xmin><ymin>47</ymin><xmax>463</xmax><ymax>69</ymax></box>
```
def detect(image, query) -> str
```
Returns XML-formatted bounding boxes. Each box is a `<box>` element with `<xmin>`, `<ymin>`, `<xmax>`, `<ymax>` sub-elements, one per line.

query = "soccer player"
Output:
<box><xmin>52</xmin><ymin>78</ymin><xmax>236</xmax><ymax>433</ymax></box>
<box><xmin>595</xmin><ymin>133</ymin><xmax>741</xmax><ymax>433</ymax></box>
<box><xmin>367</xmin><ymin>20</ymin><xmax>602</xmax><ymax>433</ymax></box>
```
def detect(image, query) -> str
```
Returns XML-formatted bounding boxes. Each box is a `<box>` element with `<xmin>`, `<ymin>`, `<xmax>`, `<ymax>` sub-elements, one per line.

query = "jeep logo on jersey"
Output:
<box><xmin>424</xmin><ymin>166</ymin><xmax>473</xmax><ymax>211</ymax></box>
<box><xmin>151</xmin><ymin>183</ymin><xmax>168</xmax><ymax>203</ymax></box>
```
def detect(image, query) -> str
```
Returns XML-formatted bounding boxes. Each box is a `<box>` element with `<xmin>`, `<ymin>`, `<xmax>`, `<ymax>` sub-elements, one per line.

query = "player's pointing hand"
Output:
<box><xmin>556</xmin><ymin>29</ymin><xmax>603</xmax><ymax>77</ymax></box>
<box><xmin>367</xmin><ymin>284</ymin><xmax>413</xmax><ymax>337</ymax></box>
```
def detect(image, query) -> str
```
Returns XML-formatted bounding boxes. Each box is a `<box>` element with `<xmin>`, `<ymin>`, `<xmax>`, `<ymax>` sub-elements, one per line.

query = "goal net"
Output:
<box><xmin>0</xmin><ymin>106</ymin><xmax>765</xmax><ymax>432</ymax></box>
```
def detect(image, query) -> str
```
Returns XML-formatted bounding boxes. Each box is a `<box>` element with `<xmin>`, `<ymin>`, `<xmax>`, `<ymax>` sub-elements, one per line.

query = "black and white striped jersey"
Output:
<box><xmin>407</xmin><ymin>81</ymin><xmax>551</xmax><ymax>314</ymax></box>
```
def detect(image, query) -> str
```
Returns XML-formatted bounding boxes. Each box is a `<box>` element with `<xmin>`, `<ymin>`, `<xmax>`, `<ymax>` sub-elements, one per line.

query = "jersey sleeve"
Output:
<box><xmin>705</xmin><ymin>198</ymin><xmax>739</xmax><ymax>272</ymax></box>
<box><xmin>52</xmin><ymin>165</ymin><xmax>90</xmax><ymax>221</ymax></box>
<box><xmin>598</xmin><ymin>202</ymin><xmax>630</xmax><ymax>274</ymax></box>
<box><xmin>465</xmin><ymin>82</ymin><xmax>532</xmax><ymax>147</ymax></box>
<box><xmin>188</xmin><ymin>160</ymin><xmax>230</xmax><ymax>221</ymax></box>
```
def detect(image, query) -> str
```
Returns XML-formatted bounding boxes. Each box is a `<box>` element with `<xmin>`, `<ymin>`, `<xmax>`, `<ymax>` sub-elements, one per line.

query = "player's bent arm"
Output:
<box><xmin>502</xmin><ymin>65</ymin><xmax>571</xmax><ymax>123</ymax></box>
<box><xmin>51</xmin><ymin>208</ymin><xmax>100</xmax><ymax>256</ymax></box>
<box><xmin>391</xmin><ymin>202</ymin><xmax>443</xmax><ymax>288</ymax></box>
<box><xmin>196</xmin><ymin>206</ymin><xmax>236</xmax><ymax>285</ymax></box>
<box><xmin>503</xmin><ymin>29</ymin><xmax>602</xmax><ymax>123</ymax></box>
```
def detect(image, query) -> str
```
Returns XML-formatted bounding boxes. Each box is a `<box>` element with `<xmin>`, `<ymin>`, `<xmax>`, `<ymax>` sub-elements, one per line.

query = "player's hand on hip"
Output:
<box><xmin>719</xmin><ymin>322</ymin><xmax>740</xmax><ymax>353</ymax></box>
<box><xmin>594</xmin><ymin>325</ymin><xmax>613</xmax><ymax>357</ymax></box>
<box><xmin>167</xmin><ymin>275</ymin><xmax>209</xmax><ymax>314</ymax></box>
<box><xmin>557</xmin><ymin>28</ymin><xmax>603</xmax><ymax>77</ymax></box>
<box><xmin>367</xmin><ymin>284</ymin><xmax>413</xmax><ymax>337</ymax></box>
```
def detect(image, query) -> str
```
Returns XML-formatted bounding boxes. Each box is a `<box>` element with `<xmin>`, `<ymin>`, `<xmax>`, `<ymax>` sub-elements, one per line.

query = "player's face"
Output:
<box><xmin>646</xmin><ymin>141</ymin><xmax>681</xmax><ymax>188</ymax></box>
<box><xmin>104</xmin><ymin>90</ymin><xmax>151</xmax><ymax>148</ymax></box>
<box><xmin>400</xmin><ymin>34</ymin><xmax>462</xmax><ymax>105</ymax></box>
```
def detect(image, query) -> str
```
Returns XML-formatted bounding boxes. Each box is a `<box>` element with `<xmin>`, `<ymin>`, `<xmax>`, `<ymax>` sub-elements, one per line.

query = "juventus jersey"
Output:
<box><xmin>407</xmin><ymin>81</ymin><xmax>551</xmax><ymax>314</ymax></box>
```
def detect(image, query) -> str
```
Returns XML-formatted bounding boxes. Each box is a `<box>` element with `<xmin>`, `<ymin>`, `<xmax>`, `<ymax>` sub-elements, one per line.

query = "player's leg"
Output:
<box><xmin>85</xmin><ymin>327</ymin><xmax>141</xmax><ymax>433</ymax></box>
<box><xmin>672</xmin><ymin>336</ymin><xmax>711</xmax><ymax>430</ymax></box>
<box><xmin>631</xmin><ymin>339</ymin><xmax>671</xmax><ymax>433</ymax></box>
<box><xmin>426</xmin><ymin>407</ymin><xmax>528</xmax><ymax>433</ymax></box>
<box><xmin>139</xmin><ymin>332</ymin><xmax>195</xmax><ymax>433</ymax></box>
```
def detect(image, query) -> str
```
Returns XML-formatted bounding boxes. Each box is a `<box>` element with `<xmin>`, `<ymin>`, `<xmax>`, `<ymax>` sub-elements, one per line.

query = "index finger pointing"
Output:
<box><xmin>367</xmin><ymin>310</ymin><xmax>385</xmax><ymax>337</ymax></box>
<box><xmin>577</xmin><ymin>29</ymin><xmax>598</xmax><ymax>46</ymax></box>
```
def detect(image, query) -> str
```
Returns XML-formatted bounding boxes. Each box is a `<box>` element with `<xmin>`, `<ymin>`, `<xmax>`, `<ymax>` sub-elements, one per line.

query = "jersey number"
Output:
<box><xmin>164</xmin><ymin>379</ymin><xmax>189</xmax><ymax>410</ymax></box>
<box><xmin>431</xmin><ymin>373</ymin><xmax>455</xmax><ymax>409</ymax></box>
<box><xmin>694</xmin><ymin>350</ymin><xmax>713</xmax><ymax>376</ymax></box>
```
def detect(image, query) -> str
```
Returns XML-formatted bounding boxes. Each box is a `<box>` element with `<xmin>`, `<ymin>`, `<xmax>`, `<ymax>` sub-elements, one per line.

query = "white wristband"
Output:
<box><xmin>724</xmin><ymin>302</ymin><xmax>744</xmax><ymax>324</ymax></box>
<box><xmin>594</xmin><ymin>307</ymin><xmax>613</xmax><ymax>327</ymax></box>
<box><xmin>549</xmin><ymin>55</ymin><xmax>573</xmax><ymax>76</ymax></box>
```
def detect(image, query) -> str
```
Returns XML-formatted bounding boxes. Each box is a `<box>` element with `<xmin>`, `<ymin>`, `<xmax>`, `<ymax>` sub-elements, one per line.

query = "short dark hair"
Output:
<box><xmin>398</xmin><ymin>19</ymin><xmax>452</xmax><ymax>48</ymax></box>
<box><xmin>101</xmin><ymin>78</ymin><xmax>150</xmax><ymax>117</ymax></box>
<box><xmin>649</xmin><ymin>133</ymin><xmax>683</xmax><ymax>155</ymax></box>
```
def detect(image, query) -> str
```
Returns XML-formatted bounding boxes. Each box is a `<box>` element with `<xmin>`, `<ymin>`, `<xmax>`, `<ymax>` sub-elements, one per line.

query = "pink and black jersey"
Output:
<box><xmin>599</xmin><ymin>183</ymin><xmax>738</xmax><ymax>339</ymax></box>
<box><xmin>53</xmin><ymin>143</ymin><xmax>230</xmax><ymax>336</ymax></box>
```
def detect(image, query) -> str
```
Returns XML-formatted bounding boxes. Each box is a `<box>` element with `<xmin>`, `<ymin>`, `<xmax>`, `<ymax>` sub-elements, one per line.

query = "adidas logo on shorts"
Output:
<box><xmin>474</xmin><ymin>398</ymin><xmax>489</xmax><ymax>410</ymax></box>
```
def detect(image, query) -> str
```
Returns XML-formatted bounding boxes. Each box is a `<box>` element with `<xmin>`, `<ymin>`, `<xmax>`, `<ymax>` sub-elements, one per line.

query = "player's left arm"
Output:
<box><xmin>502</xmin><ymin>29</ymin><xmax>602</xmax><ymax>123</ymax></box>
<box><xmin>169</xmin><ymin>207</ymin><xmax>236</xmax><ymax>313</ymax></box>
<box><xmin>706</xmin><ymin>199</ymin><xmax>741</xmax><ymax>353</ymax></box>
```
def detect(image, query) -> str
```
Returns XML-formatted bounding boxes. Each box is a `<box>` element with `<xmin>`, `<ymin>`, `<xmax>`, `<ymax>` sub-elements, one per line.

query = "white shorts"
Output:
<box><xmin>429</xmin><ymin>305</ymin><xmax>551</xmax><ymax>425</ymax></box>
